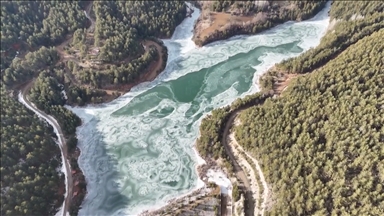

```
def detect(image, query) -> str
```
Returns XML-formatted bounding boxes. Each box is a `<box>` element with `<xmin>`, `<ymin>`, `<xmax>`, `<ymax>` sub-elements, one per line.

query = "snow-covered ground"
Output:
<box><xmin>207</xmin><ymin>169</ymin><xmax>232</xmax><ymax>195</ymax></box>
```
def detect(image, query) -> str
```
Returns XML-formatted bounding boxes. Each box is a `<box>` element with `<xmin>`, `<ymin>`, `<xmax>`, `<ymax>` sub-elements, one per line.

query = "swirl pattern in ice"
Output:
<box><xmin>68</xmin><ymin>2</ymin><xmax>331</xmax><ymax>215</ymax></box>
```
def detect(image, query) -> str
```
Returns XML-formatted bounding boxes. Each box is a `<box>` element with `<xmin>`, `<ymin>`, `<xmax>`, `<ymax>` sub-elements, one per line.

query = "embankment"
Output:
<box><xmin>192</xmin><ymin>1</ymin><xmax>327</xmax><ymax>47</ymax></box>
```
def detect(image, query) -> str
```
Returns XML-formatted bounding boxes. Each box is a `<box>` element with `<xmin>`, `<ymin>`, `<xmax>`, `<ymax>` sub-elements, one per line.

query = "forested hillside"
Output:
<box><xmin>261</xmin><ymin>1</ymin><xmax>384</xmax><ymax>90</ymax></box>
<box><xmin>1</xmin><ymin>1</ymin><xmax>186</xmax><ymax>99</ymax></box>
<box><xmin>235</xmin><ymin>29</ymin><xmax>384</xmax><ymax>215</ymax></box>
<box><xmin>2</xmin><ymin>47</ymin><xmax>60</xmax><ymax>86</ymax></box>
<box><xmin>1</xmin><ymin>1</ymin><xmax>187</xmax><ymax>215</ymax></box>
<box><xmin>278</xmin><ymin>1</ymin><xmax>383</xmax><ymax>72</ymax></box>
<box><xmin>195</xmin><ymin>1</ymin><xmax>384</xmax><ymax>215</ymax></box>
<box><xmin>94</xmin><ymin>1</ymin><xmax>185</xmax><ymax>62</ymax></box>
<box><xmin>0</xmin><ymin>88</ymin><xmax>64</xmax><ymax>215</ymax></box>
<box><xmin>0</xmin><ymin>1</ymin><xmax>87</xmax><ymax>70</ymax></box>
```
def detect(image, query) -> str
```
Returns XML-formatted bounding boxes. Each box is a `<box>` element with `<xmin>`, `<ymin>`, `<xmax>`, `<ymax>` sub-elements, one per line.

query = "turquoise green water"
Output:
<box><xmin>112</xmin><ymin>43</ymin><xmax>299</xmax><ymax>122</ymax></box>
<box><xmin>69</xmin><ymin>3</ymin><xmax>330</xmax><ymax>215</ymax></box>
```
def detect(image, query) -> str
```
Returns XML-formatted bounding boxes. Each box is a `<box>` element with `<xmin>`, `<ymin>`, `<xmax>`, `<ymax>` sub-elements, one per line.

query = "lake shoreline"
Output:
<box><xmin>191</xmin><ymin>1</ymin><xmax>327</xmax><ymax>47</ymax></box>
<box><xmin>69</xmin><ymin>1</ymin><xmax>331</xmax><ymax>215</ymax></box>
<box><xmin>138</xmin><ymin>2</ymin><xmax>332</xmax><ymax>214</ymax></box>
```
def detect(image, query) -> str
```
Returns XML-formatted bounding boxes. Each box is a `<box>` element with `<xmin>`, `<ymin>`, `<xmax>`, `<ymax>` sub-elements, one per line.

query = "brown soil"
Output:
<box><xmin>56</xmin><ymin>180</ymin><xmax>66</xmax><ymax>209</ymax></box>
<box><xmin>192</xmin><ymin>1</ymin><xmax>271</xmax><ymax>46</ymax></box>
<box><xmin>197</xmin><ymin>12</ymin><xmax>253</xmax><ymax>41</ymax></box>
<box><xmin>192</xmin><ymin>1</ymin><xmax>316</xmax><ymax>47</ymax></box>
<box><xmin>141</xmin><ymin>185</ymin><xmax>221</xmax><ymax>216</ymax></box>
<box><xmin>15</xmin><ymin>0</ymin><xmax>166</xmax><ymax>106</ymax></box>
<box><xmin>69</xmin><ymin>147</ymin><xmax>86</xmax><ymax>214</ymax></box>
<box><xmin>99</xmin><ymin>40</ymin><xmax>165</xmax><ymax>99</ymax></box>
<box><xmin>142</xmin><ymin>40</ymin><xmax>165</xmax><ymax>81</ymax></box>
<box><xmin>53</xmin><ymin>29</ymin><xmax>165</xmax><ymax>105</ymax></box>
<box><xmin>273</xmin><ymin>73</ymin><xmax>300</xmax><ymax>94</ymax></box>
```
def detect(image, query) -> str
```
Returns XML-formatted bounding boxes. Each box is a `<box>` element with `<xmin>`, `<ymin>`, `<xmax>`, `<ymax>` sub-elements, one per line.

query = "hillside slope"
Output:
<box><xmin>235</xmin><ymin>28</ymin><xmax>384</xmax><ymax>216</ymax></box>
<box><xmin>192</xmin><ymin>0</ymin><xmax>327</xmax><ymax>46</ymax></box>
<box><xmin>0</xmin><ymin>87</ymin><xmax>64</xmax><ymax>215</ymax></box>
<box><xmin>196</xmin><ymin>1</ymin><xmax>384</xmax><ymax>215</ymax></box>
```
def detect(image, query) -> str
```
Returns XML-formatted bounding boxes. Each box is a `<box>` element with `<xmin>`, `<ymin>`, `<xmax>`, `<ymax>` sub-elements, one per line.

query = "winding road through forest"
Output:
<box><xmin>18</xmin><ymin>81</ymin><xmax>72</xmax><ymax>216</ymax></box>
<box><xmin>221</xmin><ymin>78</ymin><xmax>294</xmax><ymax>215</ymax></box>
<box><xmin>221</xmin><ymin>111</ymin><xmax>255</xmax><ymax>216</ymax></box>
<box><xmin>222</xmin><ymin>109</ymin><xmax>269</xmax><ymax>216</ymax></box>
<box><xmin>14</xmin><ymin>2</ymin><xmax>170</xmax><ymax>215</ymax></box>
<box><xmin>15</xmin><ymin>3</ymin><xmax>96</xmax><ymax>215</ymax></box>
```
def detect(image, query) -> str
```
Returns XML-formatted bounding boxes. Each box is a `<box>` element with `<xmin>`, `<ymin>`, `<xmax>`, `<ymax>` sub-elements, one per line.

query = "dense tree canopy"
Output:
<box><xmin>93</xmin><ymin>1</ymin><xmax>185</xmax><ymax>62</ymax></box>
<box><xmin>329</xmin><ymin>1</ymin><xmax>384</xmax><ymax>20</ymax></box>
<box><xmin>196</xmin><ymin>92</ymin><xmax>273</xmax><ymax>161</ymax></box>
<box><xmin>2</xmin><ymin>47</ymin><xmax>59</xmax><ymax>86</ymax></box>
<box><xmin>235</xmin><ymin>29</ymin><xmax>384</xmax><ymax>215</ymax></box>
<box><xmin>74</xmin><ymin>45</ymin><xmax>159</xmax><ymax>88</ymax></box>
<box><xmin>0</xmin><ymin>2</ymin><xmax>186</xmax><ymax>216</ymax></box>
<box><xmin>2</xmin><ymin>1</ymin><xmax>185</xmax><ymax>101</ymax></box>
<box><xmin>0</xmin><ymin>87</ymin><xmax>64</xmax><ymax>215</ymax></box>
<box><xmin>196</xmin><ymin>2</ymin><xmax>384</xmax><ymax>215</ymax></box>
<box><xmin>1</xmin><ymin>3</ymin><xmax>187</xmax><ymax>213</ymax></box>
<box><xmin>30</xmin><ymin>71</ymin><xmax>81</xmax><ymax>136</ymax></box>
<box><xmin>94</xmin><ymin>1</ymin><xmax>185</xmax><ymax>40</ymax></box>
<box><xmin>0</xmin><ymin>1</ymin><xmax>87</xmax><ymax>70</ymax></box>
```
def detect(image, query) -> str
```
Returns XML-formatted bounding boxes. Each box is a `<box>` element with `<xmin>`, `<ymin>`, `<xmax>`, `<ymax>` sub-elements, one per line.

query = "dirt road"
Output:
<box><xmin>221</xmin><ymin>111</ymin><xmax>255</xmax><ymax>216</ymax></box>
<box><xmin>142</xmin><ymin>40</ymin><xmax>165</xmax><ymax>81</ymax></box>
<box><xmin>220</xmin><ymin>73</ymin><xmax>298</xmax><ymax>215</ymax></box>
<box><xmin>229</xmin><ymin>131</ymin><xmax>270</xmax><ymax>216</ymax></box>
<box><xmin>19</xmin><ymin>81</ymin><xmax>73</xmax><ymax>216</ymax></box>
<box><xmin>228</xmin><ymin>130</ymin><xmax>261</xmax><ymax>216</ymax></box>
<box><xmin>84</xmin><ymin>2</ymin><xmax>95</xmax><ymax>33</ymax></box>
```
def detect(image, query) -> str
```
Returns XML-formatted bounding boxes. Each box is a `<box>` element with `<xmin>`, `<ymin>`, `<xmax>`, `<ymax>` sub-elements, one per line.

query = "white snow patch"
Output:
<box><xmin>207</xmin><ymin>169</ymin><xmax>232</xmax><ymax>194</ymax></box>
<box><xmin>61</xmin><ymin>90</ymin><xmax>68</xmax><ymax>100</ymax></box>
<box><xmin>192</xmin><ymin>146</ymin><xmax>206</xmax><ymax>165</ymax></box>
<box><xmin>350</xmin><ymin>14</ymin><xmax>364</xmax><ymax>21</ymax></box>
